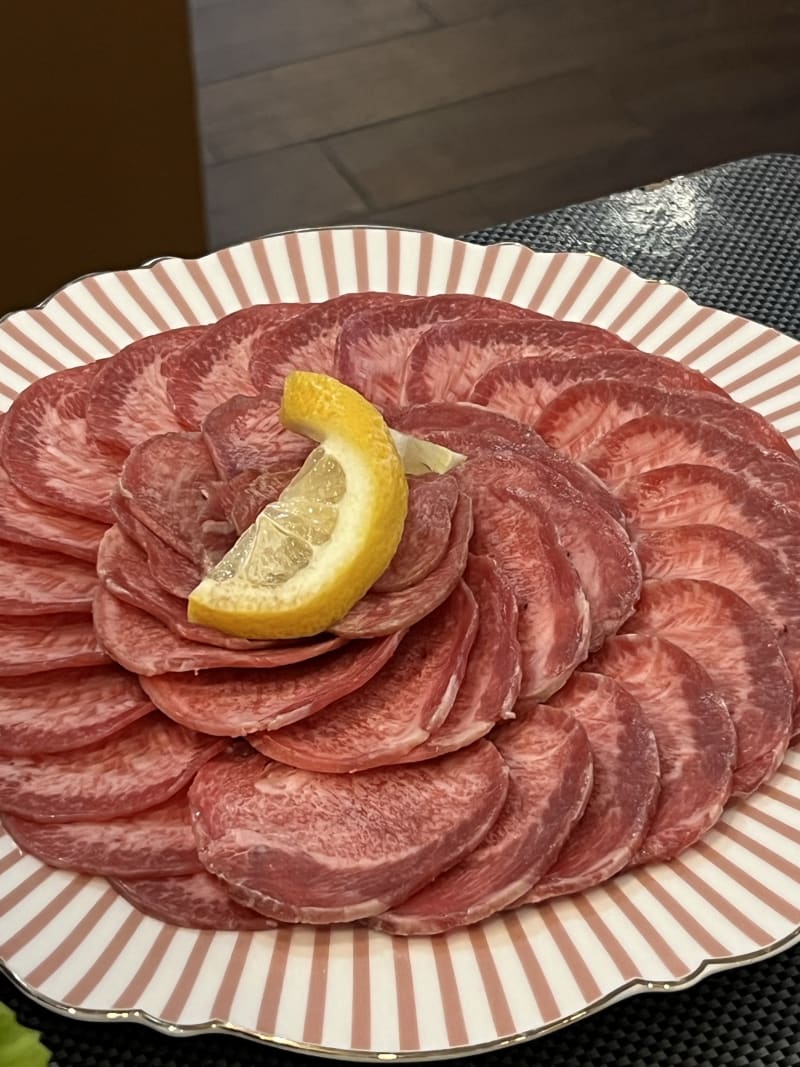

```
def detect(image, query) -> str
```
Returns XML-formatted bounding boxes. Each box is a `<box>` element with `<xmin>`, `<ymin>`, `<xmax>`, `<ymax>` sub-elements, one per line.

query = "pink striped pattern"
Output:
<box><xmin>1</xmin><ymin>228</ymin><xmax>799</xmax><ymax>1058</ymax></box>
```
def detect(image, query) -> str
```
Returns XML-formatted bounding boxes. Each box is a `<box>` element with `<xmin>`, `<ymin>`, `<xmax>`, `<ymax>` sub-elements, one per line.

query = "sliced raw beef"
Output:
<box><xmin>372</xmin><ymin>706</ymin><xmax>593</xmax><ymax>935</ymax></box>
<box><xmin>93</xmin><ymin>588</ymin><xmax>346</xmax><ymax>676</ymax></box>
<box><xmin>460</xmin><ymin>476</ymin><xmax>589</xmax><ymax>699</ymax></box>
<box><xmin>0</xmin><ymin>665</ymin><xmax>152</xmax><ymax>755</ymax></box>
<box><xmin>251</xmin><ymin>582</ymin><xmax>478</xmax><ymax>772</ymax></box>
<box><xmin>0</xmin><ymin>712</ymin><xmax>224</xmax><ymax>822</ymax></box>
<box><xmin>248</xmin><ymin>292</ymin><xmax>403</xmax><ymax>393</ymax></box>
<box><xmin>215</xmin><ymin>467</ymin><xmax>299</xmax><ymax>534</ymax></box>
<box><xmin>622</xmin><ymin>579</ymin><xmax>793</xmax><ymax>796</ymax></box>
<box><xmin>98</xmin><ymin>526</ymin><xmax>273</xmax><ymax>650</ymax></box>
<box><xmin>617</xmin><ymin>465</ymin><xmax>800</xmax><ymax>574</ymax></box>
<box><xmin>0</xmin><ymin>613</ymin><xmax>108</xmax><ymax>676</ymax></box>
<box><xmin>1</xmin><ymin>362</ymin><xmax>124</xmax><ymax>523</ymax></box>
<box><xmin>0</xmin><ymin>455</ymin><xmax>106</xmax><ymax>563</ymax></box>
<box><xmin>457</xmin><ymin>453</ymin><xmax>640</xmax><ymax>649</ymax></box>
<box><xmin>390</xmin><ymin>402</ymin><xmax>625</xmax><ymax>524</ymax></box>
<box><xmin>390</xmin><ymin>400</ymin><xmax>541</xmax><ymax>445</ymax></box>
<box><xmin>521</xmin><ymin>673</ymin><xmax>661</xmax><ymax>903</ymax></box>
<box><xmin>333</xmin><ymin>294</ymin><xmax>536</xmax><ymax>407</ymax></box>
<box><xmin>399</xmin><ymin>556</ymin><xmax>521</xmax><ymax>762</ymax></box>
<box><xmin>201</xmin><ymin>390</ymin><xmax>312</xmax><ymax>479</ymax></box>
<box><xmin>332</xmin><ymin>492</ymin><xmax>472</xmax><ymax>638</ymax></box>
<box><xmin>0</xmin><ymin>540</ymin><xmax>97</xmax><ymax>614</ymax></box>
<box><xmin>110</xmin><ymin>872</ymin><xmax>273</xmax><ymax>930</ymax></box>
<box><xmin>86</xmin><ymin>326</ymin><xmax>206</xmax><ymax>452</ymax></box>
<box><xmin>202</xmin><ymin>469</ymin><xmax>258</xmax><ymax>525</ymax></box>
<box><xmin>118</xmin><ymin>432</ymin><xmax>236</xmax><ymax>567</ymax></box>
<box><xmin>635</xmin><ymin>524</ymin><xmax>800</xmax><ymax>733</ymax></box>
<box><xmin>189</xmin><ymin>742</ymin><xmax>508</xmax><ymax>923</ymax></box>
<box><xmin>586</xmin><ymin>634</ymin><xmax>735</xmax><ymax>865</ymax></box>
<box><xmin>164</xmin><ymin>303</ymin><xmax>304</xmax><ymax>429</ymax></box>
<box><xmin>111</xmin><ymin>492</ymin><xmax>202</xmax><ymax>599</ymax></box>
<box><xmin>583</xmin><ymin>415</ymin><xmax>800</xmax><ymax>515</ymax></box>
<box><xmin>142</xmin><ymin>632</ymin><xmax>401</xmax><ymax>735</ymax></box>
<box><xmin>2</xmin><ymin>788</ymin><xmax>202</xmax><ymax>877</ymax></box>
<box><xmin>373</xmin><ymin>473</ymin><xmax>458</xmax><ymax>593</ymax></box>
<box><xmin>470</xmin><ymin>350</ymin><xmax>728</xmax><ymax>423</ymax></box>
<box><xmin>535</xmin><ymin>379</ymin><xmax>793</xmax><ymax>460</ymax></box>
<box><xmin>405</xmin><ymin>316</ymin><xmax>640</xmax><ymax>404</ymax></box>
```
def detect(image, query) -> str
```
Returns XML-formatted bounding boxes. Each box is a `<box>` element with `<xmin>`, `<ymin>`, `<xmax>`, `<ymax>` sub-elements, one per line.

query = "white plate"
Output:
<box><xmin>1</xmin><ymin>227</ymin><xmax>800</xmax><ymax>1060</ymax></box>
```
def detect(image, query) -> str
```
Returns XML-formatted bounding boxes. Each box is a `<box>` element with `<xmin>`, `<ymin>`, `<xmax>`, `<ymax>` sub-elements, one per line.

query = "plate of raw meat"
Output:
<box><xmin>1</xmin><ymin>226</ymin><xmax>799</xmax><ymax>1060</ymax></box>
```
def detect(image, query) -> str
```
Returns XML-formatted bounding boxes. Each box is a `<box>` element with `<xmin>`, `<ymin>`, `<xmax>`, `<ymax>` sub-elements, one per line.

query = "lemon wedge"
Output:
<box><xmin>188</xmin><ymin>372</ymin><xmax>409</xmax><ymax>639</ymax></box>
<box><xmin>389</xmin><ymin>430</ymin><xmax>466</xmax><ymax>475</ymax></box>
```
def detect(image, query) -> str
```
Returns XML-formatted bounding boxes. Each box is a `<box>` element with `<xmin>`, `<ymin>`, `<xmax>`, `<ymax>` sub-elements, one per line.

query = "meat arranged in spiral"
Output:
<box><xmin>0</xmin><ymin>291</ymin><xmax>796</xmax><ymax>934</ymax></box>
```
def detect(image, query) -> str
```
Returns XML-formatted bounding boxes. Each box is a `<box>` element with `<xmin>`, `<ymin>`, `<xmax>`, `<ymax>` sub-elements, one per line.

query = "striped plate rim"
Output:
<box><xmin>1</xmin><ymin>226</ymin><xmax>799</xmax><ymax>1061</ymax></box>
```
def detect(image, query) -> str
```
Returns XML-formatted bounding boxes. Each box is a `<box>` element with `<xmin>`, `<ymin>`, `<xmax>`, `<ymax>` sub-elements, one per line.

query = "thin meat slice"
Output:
<box><xmin>390</xmin><ymin>400</ymin><xmax>541</xmax><ymax>445</ymax></box>
<box><xmin>586</xmin><ymin>634</ymin><xmax>735</xmax><ymax>865</ymax></box>
<box><xmin>201</xmin><ymin>390</ymin><xmax>312</xmax><ymax>479</ymax></box>
<box><xmin>622</xmin><ymin>579</ymin><xmax>793</xmax><ymax>797</ymax></box>
<box><xmin>111</xmin><ymin>491</ymin><xmax>202</xmax><ymax>599</ymax></box>
<box><xmin>2</xmin><ymin>788</ymin><xmax>202</xmax><ymax>877</ymax></box>
<box><xmin>110</xmin><ymin>872</ymin><xmax>273</xmax><ymax>930</ymax></box>
<box><xmin>521</xmin><ymin>673</ymin><xmax>661</xmax><ymax>903</ymax></box>
<box><xmin>455</xmin><ymin>465</ymin><xmax>590</xmax><ymax>697</ymax></box>
<box><xmin>251</xmin><ymin>582</ymin><xmax>478</xmax><ymax>772</ymax></box>
<box><xmin>390</xmin><ymin>402</ymin><xmax>625</xmax><ymax>524</ymax></box>
<box><xmin>164</xmin><ymin>303</ymin><xmax>304</xmax><ymax>429</ymax></box>
<box><xmin>86</xmin><ymin>326</ymin><xmax>206</xmax><ymax>452</ymax></box>
<box><xmin>458</xmin><ymin>453</ymin><xmax>641</xmax><ymax>649</ymax></box>
<box><xmin>248</xmin><ymin>292</ymin><xmax>404</xmax><ymax>393</ymax></box>
<box><xmin>1</xmin><ymin>362</ymin><xmax>124</xmax><ymax>523</ymax></box>
<box><xmin>189</xmin><ymin>742</ymin><xmax>509</xmax><ymax>924</ymax></box>
<box><xmin>93</xmin><ymin>588</ymin><xmax>346</xmax><ymax>676</ymax></box>
<box><xmin>0</xmin><ymin>540</ymin><xmax>97</xmax><ymax>614</ymax></box>
<box><xmin>0</xmin><ymin>712</ymin><xmax>224</xmax><ymax>822</ymax></box>
<box><xmin>332</xmin><ymin>492</ymin><xmax>472</xmax><ymax>638</ymax></box>
<box><xmin>96</xmin><ymin>523</ymin><xmax>202</xmax><ymax>627</ymax></box>
<box><xmin>373</xmin><ymin>474</ymin><xmax>458</xmax><ymax>593</ymax></box>
<box><xmin>202</xmin><ymin>469</ymin><xmax>261</xmax><ymax>527</ymax></box>
<box><xmin>535</xmin><ymin>379</ymin><xmax>793</xmax><ymax>460</ymax></box>
<box><xmin>333</xmin><ymin>294</ymin><xmax>536</xmax><ymax>407</ymax></box>
<box><xmin>617</xmin><ymin>465</ymin><xmax>800</xmax><ymax>574</ymax></box>
<box><xmin>373</xmin><ymin>706</ymin><xmax>592</xmax><ymax>935</ymax></box>
<box><xmin>471</xmin><ymin>350</ymin><xmax>728</xmax><ymax>422</ymax></box>
<box><xmin>141</xmin><ymin>633</ymin><xmax>402</xmax><ymax>735</ymax></box>
<box><xmin>215</xmin><ymin>467</ymin><xmax>300</xmax><ymax>534</ymax></box>
<box><xmin>118</xmin><ymin>432</ymin><xmax>235</xmax><ymax>567</ymax></box>
<box><xmin>332</xmin><ymin>295</ymin><xmax>422</xmax><ymax>406</ymax></box>
<box><xmin>636</xmin><ymin>524</ymin><xmax>800</xmax><ymax>734</ymax></box>
<box><xmin>0</xmin><ymin>456</ymin><xmax>107</xmax><ymax>563</ymax></box>
<box><xmin>0</xmin><ymin>613</ymin><xmax>108</xmax><ymax>676</ymax></box>
<box><xmin>98</xmin><ymin>526</ymin><xmax>272</xmax><ymax>650</ymax></box>
<box><xmin>0</xmin><ymin>665</ymin><xmax>152</xmax><ymax>755</ymax></box>
<box><xmin>399</xmin><ymin>556</ymin><xmax>521</xmax><ymax>762</ymax></box>
<box><xmin>405</xmin><ymin>316</ymin><xmax>640</xmax><ymax>404</ymax></box>
<box><xmin>582</xmin><ymin>414</ymin><xmax>800</xmax><ymax>517</ymax></box>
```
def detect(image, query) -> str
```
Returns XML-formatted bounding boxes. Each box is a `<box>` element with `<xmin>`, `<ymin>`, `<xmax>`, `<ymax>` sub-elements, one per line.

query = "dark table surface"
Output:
<box><xmin>2</xmin><ymin>152</ymin><xmax>800</xmax><ymax>1066</ymax></box>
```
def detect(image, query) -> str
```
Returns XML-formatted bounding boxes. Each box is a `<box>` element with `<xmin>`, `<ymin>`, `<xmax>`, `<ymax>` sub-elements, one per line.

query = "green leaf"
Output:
<box><xmin>0</xmin><ymin>1004</ymin><xmax>52</xmax><ymax>1066</ymax></box>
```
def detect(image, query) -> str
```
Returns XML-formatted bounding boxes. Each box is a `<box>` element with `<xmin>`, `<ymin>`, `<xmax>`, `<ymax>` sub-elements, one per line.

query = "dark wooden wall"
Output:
<box><xmin>1</xmin><ymin>1</ymin><xmax>206</xmax><ymax>316</ymax></box>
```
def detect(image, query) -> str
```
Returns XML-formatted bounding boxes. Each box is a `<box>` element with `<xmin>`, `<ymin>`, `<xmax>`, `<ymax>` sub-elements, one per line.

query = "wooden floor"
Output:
<box><xmin>190</xmin><ymin>0</ymin><xmax>800</xmax><ymax>250</ymax></box>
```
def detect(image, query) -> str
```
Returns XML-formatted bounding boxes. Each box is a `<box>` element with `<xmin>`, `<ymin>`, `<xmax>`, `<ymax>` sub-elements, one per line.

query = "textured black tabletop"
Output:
<box><xmin>3</xmin><ymin>152</ymin><xmax>800</xmax><ymax>1066</ymax></box>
